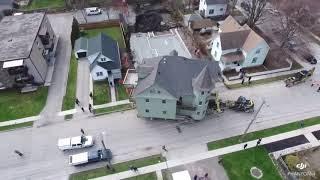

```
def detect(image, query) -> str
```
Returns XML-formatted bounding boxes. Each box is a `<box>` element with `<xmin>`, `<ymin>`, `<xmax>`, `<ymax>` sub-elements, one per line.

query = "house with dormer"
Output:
<box><xmin>199</xmin><ymin>0</ymin><xmax>228</xmax><ymax>18</ymax></box>
<box><xmin>74</xmin><ymin>33</ymin><xmax>122</xmax><ymax>82</ymax></box>
<box><xmin>133</xmin><ymin>56</ymin><xmax>220</xmax><ymax>121</ymax></box>
<box><xmin>210</xmin><ymin>16</ymin><xmax>270</xmax><ymax>72</ymax></box>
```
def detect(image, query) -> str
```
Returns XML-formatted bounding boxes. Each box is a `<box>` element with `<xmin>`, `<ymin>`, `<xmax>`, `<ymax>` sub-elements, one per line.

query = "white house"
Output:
<box><xmin>74</xmin><ymin>33</ymin><xmax>122</xmax><ymax>83</ymax></box>
<box><xmin>199</xmin><ymin>0</ymin><xmax>228</xmax><ymax>18</ymax></box>
<box><xmin>211</xmin><ymin>16</ymin><xmax>270</xmax><ymax>71</ymax></box>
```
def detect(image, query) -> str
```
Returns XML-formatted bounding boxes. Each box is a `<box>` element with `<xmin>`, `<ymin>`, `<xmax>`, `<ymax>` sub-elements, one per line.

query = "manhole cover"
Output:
<box><xmin>250</xmin><ymin>167</ymin><xmax>263</xmax><ymax>179</ymax></box>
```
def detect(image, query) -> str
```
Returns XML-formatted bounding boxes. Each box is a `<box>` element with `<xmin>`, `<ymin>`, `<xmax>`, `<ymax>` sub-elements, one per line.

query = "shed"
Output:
<box><xmin>74</xmin><ymin>37</ymin><xmax>88</xmax><ymax>59</ymax></box>
<box><xmin>190</xmin><ymin>19</ymin><xmax>216</xmax><ymax>31</ymax></box>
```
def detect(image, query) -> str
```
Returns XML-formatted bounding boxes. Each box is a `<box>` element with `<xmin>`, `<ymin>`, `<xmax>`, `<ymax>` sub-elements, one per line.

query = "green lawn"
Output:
<box><xmin>94</xmin><ymin>104</ymin><xmax>133</xmax><ymax>115</ymax></box>
<box><xmin>93</xmin><ymin>81</ymin><xmax>111</xmax><ymax>105</ymax></box>
<box><xmin>83</xmin><ymin>27</ymin><xmax>126</xmax><ymax>48</ymax></box>
<box><xmin>124</xmin><ymin>172</ymin><xmax>157</xmax><ymax>180</ymax></box>
<box><xmin>23</xmin><ymin>0</ymin><xmax>65</xmax><ymax>10</ymax></box>
<box><xmin>116</xmin><ymin>83</ymin><xmax>129</xmax><ymax>101</ymax></box>
<box><xmin>62</xmin><ymin>53</ymin><xmax>78</xmax><ymax>111</ymax></box>
<box><xmin>0</xmin><ymin>121</ymin><xmax>34</xmax><ymax>132</ymax></box>
<box><xmin>222</xmin><ymin>146</ymin><xmax>282</xmax><ymax>180</ymax></box>
<box><xmin>207</xmin><ymin>116</ymin><xmax>320</xmax><ymax>150</ymax></box>
<box><xmin>0</xmin><ymin>87</ymin><xmax>48</xmax><ymax>121</ymax></box>
<box><xmin>69</xmin><ymin>154</ymin><xmax>164</xmax><ymax>180</ymax></box>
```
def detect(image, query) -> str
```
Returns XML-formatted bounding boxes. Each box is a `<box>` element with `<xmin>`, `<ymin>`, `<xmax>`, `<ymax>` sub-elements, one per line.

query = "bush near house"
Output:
<box><xmin>71</xmin><ymin>18</ymin><xmax>80</xmax><ymax>49</ymax></box>
<box><xmin>0</xmin><ymin>87</ymin><xmax>48</xmax><ymax>121</ymax></box>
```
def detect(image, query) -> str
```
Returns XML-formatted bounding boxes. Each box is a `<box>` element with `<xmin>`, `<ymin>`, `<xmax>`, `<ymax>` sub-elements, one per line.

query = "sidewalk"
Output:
<box><xmin>93</xmin><ymin>99</ymin><xmax>130</xmax><ymax>109</ymax></box>
<box><xmin>92</xmin><ymin>124</ymin><xmax>320</xmax><ymax>180</ymax></box>
<box><xmin>0</xmin><ymin>115</ymin><xmax>40</xmax><ymax>127</ymax></box>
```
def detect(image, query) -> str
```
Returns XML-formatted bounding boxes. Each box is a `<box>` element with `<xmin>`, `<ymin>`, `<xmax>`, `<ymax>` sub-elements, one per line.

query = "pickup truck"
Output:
<box><xmin>58</xmin><ymin>135</ymin><xmax>94</xmax><ymax>151</ymax></box>
<box><xmin>69</xmin><ymin>149</ymin><xmax>112</xmax><ymax>166</ymax></box>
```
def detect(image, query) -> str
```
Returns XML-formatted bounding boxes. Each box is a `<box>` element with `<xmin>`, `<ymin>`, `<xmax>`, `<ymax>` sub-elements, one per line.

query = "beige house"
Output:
<box><xmin>211</xmin><ymin>16</ymin><xmax>270</xmax><ymax>71</ymax></box>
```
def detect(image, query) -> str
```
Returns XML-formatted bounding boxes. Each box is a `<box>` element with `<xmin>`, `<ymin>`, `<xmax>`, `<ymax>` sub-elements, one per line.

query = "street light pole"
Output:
<box><xmin>239</xmin><ymin>99</ymin><xmax>266</xmax><ymax>142</ymax></box>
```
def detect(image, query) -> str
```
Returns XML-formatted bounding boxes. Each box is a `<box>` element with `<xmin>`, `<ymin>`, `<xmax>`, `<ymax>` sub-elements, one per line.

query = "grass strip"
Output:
<box><xmin>62</xmin><ymin>53</ymin><xmax>78</xmax><ymax>110</ymax></box>
<box><xmin>207</xmin><ymin>116</ymin><xmax>320</xmax><ymax>150</ymax></box>
<box><xmin>94</xmin><ymin>104</ymin><xmax>133</xmax><ymax>115</ymax></box>
<box><xmin>69</xmin><ymin>154</ymin><xmax>164</xmax><ymax>180</ymax></box>
<box><xmin>124</xmin><ymin>172</ymin><xmax>157</xmax><ymax>180</ymax></box>
<box><xmin>0</xmin><ymin>121</ymin><xmax>34</xmax><ymax>132</ymax></box>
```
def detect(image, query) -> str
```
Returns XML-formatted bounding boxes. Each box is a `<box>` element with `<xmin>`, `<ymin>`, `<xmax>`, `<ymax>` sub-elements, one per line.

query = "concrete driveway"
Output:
<box><xmin>36</xmin><ymin>13</ymin><xmax>73</xmax><ymax>126</ymax></box>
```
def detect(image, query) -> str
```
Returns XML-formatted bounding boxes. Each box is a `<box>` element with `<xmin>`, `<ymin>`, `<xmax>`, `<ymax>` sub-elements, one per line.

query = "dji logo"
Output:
<box><xmin>296</xmin><ymin>163</ymin><xmax>307</xmax><ymax>170</ymax></box>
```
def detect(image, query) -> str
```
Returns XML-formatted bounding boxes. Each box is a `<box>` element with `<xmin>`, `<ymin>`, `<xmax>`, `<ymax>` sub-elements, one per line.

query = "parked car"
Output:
<box><xmin>85</xmin><ymin>7</ymin><xmax>102</xmax><ymax>16</ymax></box>
<box><xmin>306</xmin><ymin>55</ymin><xmax>317</xmax><ymax>64</ymax></box>
<box><xmin>58</xmin><ymin>135</ymin><xmax>94</xmax><ymax>151</ymax></box>
<box><xmin>69</xmin><ymin>149</ymin><xmax>112</xmax><ymax>166</ymax></box>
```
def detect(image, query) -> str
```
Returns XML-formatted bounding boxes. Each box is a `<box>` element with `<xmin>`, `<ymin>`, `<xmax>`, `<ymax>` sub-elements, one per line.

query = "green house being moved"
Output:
<box><xmin>133</xmin><ymin>56</ymin><xmax>221</xmax><ymax>121</ymax></box>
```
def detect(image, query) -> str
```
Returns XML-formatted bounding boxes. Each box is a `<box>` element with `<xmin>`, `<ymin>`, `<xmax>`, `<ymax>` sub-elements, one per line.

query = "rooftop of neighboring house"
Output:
<box><xmin>204</xmin><ymin>0</ymin><xmax>227</xmax><ymax>5</ymax></box>
<box><xmin>0</xmin><ymin>13</ymin><xmax>45</xmax><ymax>61</ymax></box>
<box><xmin>218</xmin><ymin>16</ymin><xmax>266</xmax><ymax>52</ymax></box>
<box><xmin>75</xmin><ymin>33</ymin><xmax>121</xmax><ymax>71</ymax></box>
<box><xmin>134</xmin><ymin>56</ymin><xmax>221</xmax><ymax>98</ymax></box>
<box><xmin>130</xmin><ymin>31</ymin><xmax>192</xmax><ymax>65</ymax></box>
<box><xmin>89</xmin><ymin>33</ymin><xmax>120</xmax><ymax>70</ymax></box>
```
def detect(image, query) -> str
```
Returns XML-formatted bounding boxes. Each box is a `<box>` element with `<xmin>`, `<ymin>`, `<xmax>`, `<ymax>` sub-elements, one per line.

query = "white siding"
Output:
<box><xmin>210</xmin><ymin>36</ymin><xmax>222</xmax><ymax>61</ymax></box>
<box><xmin>88</xmin><ymin>52</ymin><xmax>100</xmax><ymax>64</ymax></box>
<box><xmin>242</xmin><ymin>41</ymin><xmax>270</xmax><ymax>68</ymax></box>
<box><xmin>200</xmin><ymin>2</ymin><xmax>227</xmax><ymax>18</ymax></box>
<box><xmin>91</xmin><ymin>65</ymin><xmax>108</xmax><ymax>81</ymax></box>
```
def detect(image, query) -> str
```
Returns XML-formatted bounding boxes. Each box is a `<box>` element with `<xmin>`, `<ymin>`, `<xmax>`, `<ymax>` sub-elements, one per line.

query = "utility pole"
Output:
<box><xmin>239</xmin><ymin>99</ymin><xmax>266</xmax><ymax>142</ymax></box>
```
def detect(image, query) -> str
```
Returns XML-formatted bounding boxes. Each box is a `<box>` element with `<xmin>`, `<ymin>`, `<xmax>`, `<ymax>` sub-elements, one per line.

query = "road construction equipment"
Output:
<box><xmin>208</xmin><ymin>95</ymin><xmax>254</xmax><ymax>113</ymax></box>
<box><xmin>284</xmin><ymin>67</ymin><xmax>315</xmax><ymax>87</ymax></box>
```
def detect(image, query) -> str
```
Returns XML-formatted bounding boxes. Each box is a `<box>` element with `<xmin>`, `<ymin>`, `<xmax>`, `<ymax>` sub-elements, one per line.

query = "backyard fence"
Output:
<box><xmin>79</xmin><ymin>20</ymin><xmax>121</xmax><ymax>30</ymax></box>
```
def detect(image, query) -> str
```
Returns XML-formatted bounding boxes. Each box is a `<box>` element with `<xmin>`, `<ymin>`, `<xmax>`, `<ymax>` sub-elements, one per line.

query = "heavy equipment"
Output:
<box><xmin>284</xmin><ymin>67</ymin><xmax>315</xmax><ymax>87</ymax></box>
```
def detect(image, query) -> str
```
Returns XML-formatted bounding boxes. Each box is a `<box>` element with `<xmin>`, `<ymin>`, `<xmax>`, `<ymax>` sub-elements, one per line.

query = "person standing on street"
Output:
<box><xmin>81</xmin><ymin>128</ymin><xmax>85</xmax><ymax>135</ymax></box>
<box><xmin>14</xmin><ymin>150</ymin><xmax>23</xmax><ymax>157</ymax></box>
<box><xmin>162</xmin><ymin>145</ymin><xmax>168</xmax><ymax>152</ymax></box>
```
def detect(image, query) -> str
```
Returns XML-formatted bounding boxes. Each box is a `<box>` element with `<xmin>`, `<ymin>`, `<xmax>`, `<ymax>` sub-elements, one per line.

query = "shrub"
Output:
<box><xmin>285</xmin><ymin>155</ymin><xmax>300</xmax><ymax>171</ymax></box>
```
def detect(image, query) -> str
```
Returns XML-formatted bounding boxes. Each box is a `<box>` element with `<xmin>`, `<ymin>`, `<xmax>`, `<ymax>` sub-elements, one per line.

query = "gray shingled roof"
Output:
<box><xmin>205</xmin><ymin>0</ymin><xmax>227</xmax><ymax>5</ymax></box>
<box><xmin>87</xmin><ymin>33</ymin><xmax>121</xmax><ymax>70</ymax></box>
<box><xmin>220</xmin><ymin>30</ymin><xmax>251</xmax><ymax>50</ymax></box>
<box><xmin>134</xmin><ymin>56</ymin><xmax>221</xmax><ymax>97</ymax></box>
<box><xmin>74</xmin><ymin>37</ymin><xmax>88</xmax><ymax>52</ymax></box>
<box><xmin>0</xmin><ymin>13</ymin><xmax>45</xmax><ymax>61</ymax></box>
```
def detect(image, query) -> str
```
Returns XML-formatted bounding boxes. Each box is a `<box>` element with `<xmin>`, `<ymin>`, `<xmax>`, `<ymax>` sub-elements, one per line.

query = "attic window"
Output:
<box><xmin>101</xmin><ymin>58</ymin><xmax>106</xmax><ymax>61</ymax></box>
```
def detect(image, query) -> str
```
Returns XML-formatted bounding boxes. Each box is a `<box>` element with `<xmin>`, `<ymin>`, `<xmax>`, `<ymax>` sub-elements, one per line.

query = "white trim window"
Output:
<box><xmin>96</xmin><ymin>72</ymin><xmax>103</xmax><ymax>76</ymax></box>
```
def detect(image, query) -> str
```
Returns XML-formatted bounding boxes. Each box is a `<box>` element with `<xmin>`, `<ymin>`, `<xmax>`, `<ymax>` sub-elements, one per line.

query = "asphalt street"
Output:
<box><xmin>0</xmin><ymin>10</ymin><xmax>319</xmax><ymax>180</ymax></box>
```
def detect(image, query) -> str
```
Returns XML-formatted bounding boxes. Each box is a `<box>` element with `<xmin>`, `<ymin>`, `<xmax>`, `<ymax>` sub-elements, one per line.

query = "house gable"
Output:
<box><xmin>91</xmin><ymin>64</ymin><xmax>108</xmax><ymax>81</ymax></box>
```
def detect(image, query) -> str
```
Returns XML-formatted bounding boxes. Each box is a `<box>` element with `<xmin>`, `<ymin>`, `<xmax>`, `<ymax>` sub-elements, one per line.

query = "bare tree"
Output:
<box><xmin>245</xmin><ymin>0</ymin><xmax>267</xmax><ymax>28</ymax></box>
<box><xmin>278</xmin><ymin>16</ymin><xmax>298</xmax><ymax>48</ymax></box>
<box><xmin>228</xmin><ymin>0</ymin><xmax>238</xmax><ymax>13</ymax></box>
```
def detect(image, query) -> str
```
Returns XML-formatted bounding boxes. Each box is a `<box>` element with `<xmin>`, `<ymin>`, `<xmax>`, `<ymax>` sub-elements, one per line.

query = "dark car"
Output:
<box><xmin>306</xmin><ymin>56</ymin><xmax>317</xmax><ymax>64</ymax></box>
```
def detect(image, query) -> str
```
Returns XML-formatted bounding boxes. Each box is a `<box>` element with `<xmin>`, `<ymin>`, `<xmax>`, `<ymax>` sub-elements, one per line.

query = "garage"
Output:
<box><xmin>77</xmin><ymin>51</ymin><xmax>87</xmax><ymax>58</ymax></box>
<box><xmin>74</xmin><ymin>37</ymin><xmax>88</xmax><ymax>59</ymax></box>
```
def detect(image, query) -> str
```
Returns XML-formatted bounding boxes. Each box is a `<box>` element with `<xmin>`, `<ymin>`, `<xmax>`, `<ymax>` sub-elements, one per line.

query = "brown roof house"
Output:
<box><xmin>210</xmin><ymin>16</ymin><xmax>270</xmax><ymax>71</ymax></box>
